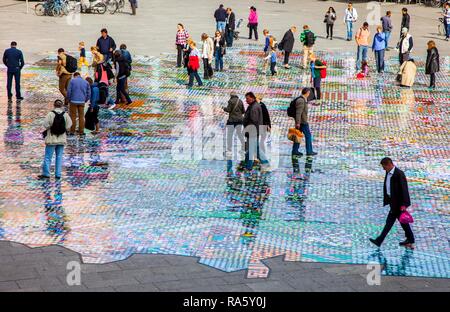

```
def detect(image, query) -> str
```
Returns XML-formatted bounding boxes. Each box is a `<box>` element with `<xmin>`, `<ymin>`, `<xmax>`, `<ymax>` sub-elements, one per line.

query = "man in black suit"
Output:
<box><xmin>279</xmin><ymin>26</ymin><xmax>297</xmax><ymax>69</ymax></box>
<box><xmin>3</xmin><ymin>41</ymin><xmax>24</xmax><ymax>101</ymax></box>
<box><xmin>225</xmin><ymin>8</ymin><xmax>236</xmax><ymax>47</ymax></box>
<box><xmin>370</xmin><ymin>158</ymin><xmax>415</xmax><ymax>248</ymax></box>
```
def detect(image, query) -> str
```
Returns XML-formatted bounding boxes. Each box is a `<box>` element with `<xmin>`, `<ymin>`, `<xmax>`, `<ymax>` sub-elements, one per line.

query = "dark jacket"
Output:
<box><xmin>114</xmin><ymin>56</ymin><xmax>129</xmax><ymax>78</ymax></box>
<box><xmin>295</xmin><ymin>95</ymin><xmax>308</xmax><ymax>125</ymax></box>
<box><xmin>214</xmin><ymin>37</ymin><xmax>226</xmax><ymax>55</ymax></box>
<box><xmin>280</xmin><ymin>30</ymin><xmax>295</xmax><ymax>53</ymax></box>
<box><xmin>425</xmin><ymin>47</ymin><xmax>439</xmax><ymax>75</ymax></box>
<box><xmin>260</xmin><ymin>102</ymin><xmax>271</xmax><ymax>128</ymax></box>
<box><xmin>3</xmin><ymin>47</ymin><xmax>24</xmax><ymax>73</ymax></box>
<box><xmin>214</xmin><ymin>7</ymin><xmax>227</xmax><ymax>22</ymax></box>
<box><xmin>380</xmin><ymin>15</ymin><xmax>392</xmax><ymax>32</ymax></box>
<box><xmin>383</xmin><ymin>167</ymin><xmax>411</xmax><ymax>215</ymax></box>
<box><xmin>227</xmin><ymin>12</ymin><xmax>236</xmax><ymax>30</ymax></box>
<box><xmin>96</xmin><ymin>36</ymin><xmax>117</xmax><ymax>55</ymax></box>
<box><xmin>223</xmin><ymin>95</ymin><xmax>245</xmax><ymax>123</ymax></box>
<box><xmin>243</xmin><ymin>102</ymin><xmax>263</xmax><ymax>128</ymax></box>
<box><xmin>401</xmin><ymin>13</ymin><xmax>410</xmax><ymax>30</ymax></box>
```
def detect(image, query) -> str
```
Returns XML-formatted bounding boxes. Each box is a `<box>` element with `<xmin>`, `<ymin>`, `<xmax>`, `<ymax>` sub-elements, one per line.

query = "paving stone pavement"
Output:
<box><xmin>1</xmin><ymin>241</ymin><xmax>449</xmax><ymax>292</ymax></box>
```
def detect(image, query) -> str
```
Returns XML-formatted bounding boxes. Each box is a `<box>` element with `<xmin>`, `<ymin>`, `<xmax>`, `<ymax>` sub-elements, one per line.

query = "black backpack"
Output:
<box><xmin>305</xmin><ymin>31</ymin><xmax>315</xmax><ymax>46</ymax></box>
<box><xmin>50</xmin><ymin>111</ymin><xmax>66</xmax><ymax>136</ymax></box>
<box><xmin>65</xmin><ymin>54</ymin><xmax>78</xmax><ymax>73</ymax></box>
<box><xmin>287</xmin><ymin>96</ymin><xmax>301</xmax><ymax>118</ymax></box>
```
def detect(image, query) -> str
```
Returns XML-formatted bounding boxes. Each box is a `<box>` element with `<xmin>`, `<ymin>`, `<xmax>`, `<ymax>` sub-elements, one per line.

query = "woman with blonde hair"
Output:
<box><xmin>187</xmin><ymin>41</ymin><xmax>203</xmax><ymax>88</ymax></box>
<box><xmin>201</xmin><ymin>33</ymin><xmax>214</xmax><ymax>79</ymax></box>
<box><xmin>425</xmin><ymin>40</ymin><xmax>439</xmax><ymax>89</ymax></box>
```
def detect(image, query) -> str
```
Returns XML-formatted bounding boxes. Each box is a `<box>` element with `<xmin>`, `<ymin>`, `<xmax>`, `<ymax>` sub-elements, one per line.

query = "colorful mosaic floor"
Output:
<box><xmin>0</xmin><ymin>44</ymin><xmax>449</xmax><ymax>279</ymax></box>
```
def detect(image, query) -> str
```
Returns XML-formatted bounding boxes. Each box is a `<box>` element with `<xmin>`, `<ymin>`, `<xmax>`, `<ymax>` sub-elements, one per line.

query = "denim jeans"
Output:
<box><xmin>6</xmin><ymin>71</ymin><xmax>21</xmax><ymax>98</ymax></box>
<box><xmin>226</xmin><ymin>123</ymin><xmax>245</xmax><ymax>158</ymax></box>
<box><xmin>217</xmin><ymin>21</ymin><xmax>226</xmax><ymax>32</ymax></box>
<box><xmin>226</xmin><ymin>29</ymin><xmax>234</xmax><ymax>47</ymax></box>
<box><xmin>374</xmin><ymin>49</ymin><xmax>385</xmax><ymax>73</ymax></box>
<box><xmin>384</xmin><ymin>31</ymin><xmax>391</xmax><ymax>49</ymax></box>
<box><xmin>292</xmin><ymin>142</ymin><xmax>301</xmax><ymax>155</ymax></box>
<box><xmin>42</xmin><ymin>145</ymin><xmax>64</xmax><ymax>178</ymax></box>
<box><xmin>300</xmin><ymin>123</ymin><xmax>313</xmax><ymax>154</ymax></box>
<box><xmin>346</xmin><ymin>21</ymin><xmax>353</xmax><ymax>40</ymax></box>
<box><xmin>215</xmin><ymin>50</ymin><xmax>223</xmax><ymax>71</ymax></box>
<box><xmin>356</xmin><ymin>45</ymin><xmax>368</xmax><ymax>70</ymax></box>
<box><xmin>446</xmin><ymin>23</ymin><xmax>450</xmax><ymax>39</ymax></box>
<box><xmin>188</xmin><ymin>71</ymin><xmax>203</xmax><ymax>87</ymax></box>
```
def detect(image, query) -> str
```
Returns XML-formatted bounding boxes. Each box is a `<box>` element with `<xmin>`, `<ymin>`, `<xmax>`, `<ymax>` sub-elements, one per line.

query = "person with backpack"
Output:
<box><xmin>300</xmin><ymin>25</ymin><xmax>316</xmax><ymax>69</ymax></box>
<box><xmin>38</xmin><ymin>99</ymin><xmax>73</xmax><ymax>180</ymax></box>
<box><xmin>120</xmin><ymin>44</ymin><xmax>132</xmax><ymax>102</ymax></box>
<box><xmin>67</xmin><ymin>72</ymin><xmax>90</xmax><ymax>135</ymax></box>
<box><xmin>288</xmin><ymin>88</ymin><xmax>317</xmax><ymax>157</ymax></box>
<box><xmin>96</xmin><ymin>28</ymin><xmax>116</xmax><ymax>63</ymax></box>
<box><xmin>113</xmin><ymin>50</ymin><xmax>132</xmax><ymax>105</ymax></box>
<box><xmin>355</xmin><ymin>22</ymin><xmax>370</xmax><ymax>71</ymax></box>
<box><xmin>310</xmin><ymin>54</ymin><xmax>326</xmax><ymax>101</ymax></box>
<box><xmin>279</xmin><ymin>26</ymin><xmax>296</xmax><ymax>69</ymax></box>
<box><xmin>223</xmin><ymin>91</ymin><xmax>245</xmax><ymax>160</ymax></box>
<box><xmin>56</xmin><ymin>48</ymin><xmax>76</xmax><ymax>105</ymax></box>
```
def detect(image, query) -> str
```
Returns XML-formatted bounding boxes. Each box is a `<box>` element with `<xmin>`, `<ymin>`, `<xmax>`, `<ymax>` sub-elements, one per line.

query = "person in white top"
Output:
<box><xmin>344</xmin><ymin>2</ymin><xmax>358</xmax><ymax>41</ymax></box>
<box><xmin>201</xmin><ymin>33</ymin><xmax>214</xmax><ymax>79</ymax></box>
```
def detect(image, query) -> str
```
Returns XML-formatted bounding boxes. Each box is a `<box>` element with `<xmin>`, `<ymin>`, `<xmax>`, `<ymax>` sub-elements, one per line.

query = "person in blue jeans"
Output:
<box><xmin>214</xmin><ymin>4</ymin><xmax>227</xmax><ymax>32</ymax></box>
<box><xmin>372</xmin><ymin>26</ymin><xmax>386</xmax><ymax>73</ymax></box>
<box><xmin>381</xmin><ymin>11</ymin><xmax>393</xmax><ymax>50</ymax></box>
<box><xmin>213</xmin><ymin>31</ymin><xmax>225</xmax><ymax>71</ymax></box>
<box><xmin>344</xmin><ymin>3</ymin><xmax>358</xmax><ymax>41</ymax></box>
<box><xmin>113</xmin><ymin>50</ymin><xmax>132</xmax><ymax>105</ymax></box>
<box><xmin>355</xmin><ymin>22</ymin><xmax>370</xmax><ymax>71</ymax></box>
<box><xmin>38</xmin><ymin>100</ymin><xmax>72</xmax><ymax>180</ymax></box>
<box><xmin>292</xmin><ymin>88</ymin><xmax>317</xmax><ymax>157</ymax></box>
<box><xmin>2</xmin><ymin>41</ymin><xmax>24</xmax><ymax>100</ymax></box>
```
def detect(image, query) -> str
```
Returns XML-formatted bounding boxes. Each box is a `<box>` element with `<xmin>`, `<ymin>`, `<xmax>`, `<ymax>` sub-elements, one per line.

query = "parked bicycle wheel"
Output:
<box><xmin>35</xmin><ymin>3</ymin><xmax>46</xmax><ymax>16</ymax></box>
<box><xmin>94</xmin><ymin>3</ymin><xmax>107</xmax><ymax>14</ymax></box>
<box><xmin>106</xmin><ymin>0</ymin><xmax>118</xmax><ymax>14</ymax></box>
<box><xmin>431</xmin><ymin>0</ymin><xmax>443</xmax><ymax>8</ymax></box>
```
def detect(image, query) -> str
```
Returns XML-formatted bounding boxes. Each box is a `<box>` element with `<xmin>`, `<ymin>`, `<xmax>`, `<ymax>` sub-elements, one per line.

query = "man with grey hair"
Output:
<box><xmin>397</xmin><ymin>27</ymin><xmax>413</xmax><ymax>65</ymax></box>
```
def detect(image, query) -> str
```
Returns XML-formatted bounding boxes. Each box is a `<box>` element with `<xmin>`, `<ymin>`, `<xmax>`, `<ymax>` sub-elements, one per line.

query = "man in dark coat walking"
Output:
<box><xmin>279</xmin><ymin>26</ymin><xmax>297</xmax><ymax>69</ymax></box>
<box><xmin>370</xmin><ymin>157</ymin><xmax>415</xmax><ymax>249</ymax></box>
<box><xmin>400</xmin><ymin>8</ymin><xmax>410</xmax><ymax>37</ymax></box>
<box><xmin>3</xmin><ymin>41</ymin><xmax>24</xmax><ymax>100</ymax></box>
<box><xmin>96</xmin><ymin>28</ymin><xmax>116</xmax><ymax>63</ymax></box>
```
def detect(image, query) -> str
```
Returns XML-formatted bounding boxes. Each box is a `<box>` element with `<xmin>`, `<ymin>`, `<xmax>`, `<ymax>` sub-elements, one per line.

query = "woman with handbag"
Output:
<box><xmin>425</xmin><ymin>40</ymin><xmax>440</xmax><ymax>89</ymax></box>
<box><xmin>324</xmin><ymin>7</ymin><xmax>336</xmax><ymax>40</ymax></box>
<box><xmin>213</xmin><ymin>31</ymin><xmax>226</xmax><ymax>72</ymax></box>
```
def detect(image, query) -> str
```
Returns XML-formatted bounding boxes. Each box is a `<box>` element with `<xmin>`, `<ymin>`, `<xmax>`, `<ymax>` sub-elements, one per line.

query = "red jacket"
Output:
<box><xmin>188</xmin><ymin>55</ymin><xmax>200</xmax><ymax>71</ymax></box>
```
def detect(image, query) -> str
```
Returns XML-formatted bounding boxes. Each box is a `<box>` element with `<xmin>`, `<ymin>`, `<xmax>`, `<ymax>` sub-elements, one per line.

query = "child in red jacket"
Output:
<box><xmin>187</xmin><ymin>42</ymin><xmax>203</xmax><ymax>88</ymax></box>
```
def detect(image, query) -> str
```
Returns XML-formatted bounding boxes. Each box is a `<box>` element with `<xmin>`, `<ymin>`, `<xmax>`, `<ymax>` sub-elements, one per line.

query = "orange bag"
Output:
<box><xmin>287</xmin><ymin>128</ymin><xmax>304</xmax><ymax>143</ymax></box>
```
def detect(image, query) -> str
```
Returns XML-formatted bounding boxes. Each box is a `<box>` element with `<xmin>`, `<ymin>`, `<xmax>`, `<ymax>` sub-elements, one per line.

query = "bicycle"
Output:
<box><xmin>430</xmin><ymin>0</ymin><xmax>446</xmax><ymax>8</ymax></box>
<box><xmin>35</xmin><ymin>0</ymin><xmax>71</xmax><ymax>17</ymax></box>
<box><xmin>103</xmin><ymin>0</ymin><xmax>118</xmax><ymax>14</ymax></box>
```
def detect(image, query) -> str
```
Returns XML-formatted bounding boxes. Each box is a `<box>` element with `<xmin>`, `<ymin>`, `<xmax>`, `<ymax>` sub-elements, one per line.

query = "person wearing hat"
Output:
<box><xmin>223</xmin><ymin>91</ymin><xmax>246</xmax><ymax>161</ymax></box>
<box><xmin>38</xmin><ymin>100</ymin><xmax>73</xmax><ymax>180</ymax></box>
<box><xmin>397</xmin><ymin>27</ymin><xmax>413</xmax><ymax>65</ymax></box>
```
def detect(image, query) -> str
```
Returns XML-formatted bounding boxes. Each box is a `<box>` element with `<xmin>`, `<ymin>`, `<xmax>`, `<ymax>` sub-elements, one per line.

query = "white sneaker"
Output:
<box><xmin>108</xmin><ymin>104</ymin><xmax>116</xmax><ymax>110</ymax></box>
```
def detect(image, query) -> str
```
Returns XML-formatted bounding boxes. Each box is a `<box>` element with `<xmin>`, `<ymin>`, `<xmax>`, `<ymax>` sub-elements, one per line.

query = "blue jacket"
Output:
<box><xmin>372</xmin><ymin>32</ymin><xmax>386</xmax><ymax>51</ymax></box>
<box><xmin>264</xmin><ymin>36</ymin><xmax>270</xmax><ymax>52</ymax></box>
<box><xmin>96</xmin><ymin>36</ymin><xmax>116</xmax><ymax>55</ymax></box>
<box><xmin>67</xmin><ymin>77</ymin><xmax>91</xmax><ymax>104</ymax></box>
<box><xmin>3</xmin><ymin>47</ymin><xmax>24</xmax><ymax>73</ymax></box>
<box><xmin>90</xmin><ymin>83</ymin><xmax>100</xmax><ymax>108</ymax></box>
<box><xmin>120</xmin><ymin>49</ymin><xmax>132</xmax><ymax>65</ymax></box>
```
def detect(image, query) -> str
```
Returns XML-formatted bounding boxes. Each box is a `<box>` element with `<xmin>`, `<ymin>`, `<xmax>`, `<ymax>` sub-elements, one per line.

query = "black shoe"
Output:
<box><xmin>399</xmin><ymin>240</ymin><xmax>412</xmax><ymax>246</ymax></box>
<box><xmin>16</xmin><ymin>96</ymin><xmax>24</xmax><ymax>100</ymax></box>
<box><xmin>369</xmin><ymin>238</ymin><xmax>381</xmax><ymax>247</ymax></box>
<box><xmin>292</xmin><ymin>152</ymin><xmax>303</xmax><ymax>157</ymax></box>
<box><xmin>306</xmin><ymin>152</ymin><xmax>318</xmax><ymax>156</ymax></box>
<box><xmin>55</xmin><ymin>176</ymin><xmax>61</xmax><ymax>180</ymax></box>
<box><xmin>346</xmin><ymin>38</ymin><xmax>351</xmax><ymax>41</ymax></box>
<box><xmin>37</xmin><ymin>175</ymin><xmax>50</xmax><ymax>180</ymax></box>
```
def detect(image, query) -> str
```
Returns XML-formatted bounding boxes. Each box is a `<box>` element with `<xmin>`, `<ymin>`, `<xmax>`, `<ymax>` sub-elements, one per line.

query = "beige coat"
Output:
<box><xmin>43</xmin><ymin>108</ymin><xmax>72</xmax><ymax>145</ymax></box>
<box><xmin>399</xmin><ymin>60</ymin><xmax>417</xmax><ymax>87</ymax></box>
<box><xmin>201</xmin><ymin>37</ymin><xmax>214</xmax><ymax>61</ymax></box>
<box><xmin>56</xmin><ymin>53</ymin><xmax>70</xmax><ymax>76</ymax></box>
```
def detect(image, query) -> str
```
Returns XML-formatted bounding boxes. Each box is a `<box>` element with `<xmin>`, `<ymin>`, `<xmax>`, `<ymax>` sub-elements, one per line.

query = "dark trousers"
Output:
<box><xmin>226</xmin><ymin>29</ymin><xmax>234</xmax><ymax>47</ymax></box>
<box><xmin>283</xmin><ymin>51</ymin><xmax>291</xmax><ymax>65</ymax></box>
<box><xmin>6</xmin><ymin>71</ymin><xmax>21</xmax><ymax>98</ymax></box>
<box><xmin>429</xmin><ymin>73</ymin><xmax>436</xmax><ymax>88</ymax></box>
<box><xmin>202</xmin><ymin>58</ymin><xmax>213</xmax><ymax>79</ymax></box>
<box><xmin>176</xmin><ymin>44</ymin><xmax>184</xmax><ymax>67</ymax></box>
<box><xmin>188</xmin><ymin>70</ymin><xmax>203</xmax><ymax>87</ymax></box>
<box><xmin>399</xmin><ymin>52</ymin><xmax>409</xmax><ymax>65</ymax></box>
<box><xmin>374</xmin><ymin>49</ymin><xmax>385</xmax><ymax>73</ymax></box>
<box><xmin>279</xmin><ymin>0</ymin><xmax>285</xmax><ymax>3</ymax></box>
<box><xmin>376</xmin><ymin>210</ymin><xmax>415</xmax><ymax>244</ymax></box>
<box><xmin>326</xmin><ymin>24</ymin><xmax>334</xmax><ymax>38</ymax></box>
<box><xmin>270</xmin><ymin>62</ymin><xmax>277</xmax><ymax>75</ymax></box>
<box><xmin>249</xmin><ymin>24</ymin><xmax>258</xmax><ymax>40</ymax></box>
<box><xmin>313</xmin><ymin>77</ymin><xmax>321</xmax><ymax>100</ymax></box>
<box><xmin>116</xmin><ymin>77</ymin><xmax>132</xmax><ymax>104</ymax></box>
